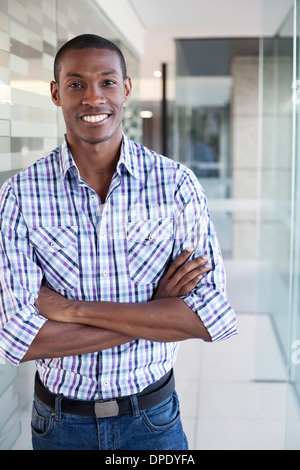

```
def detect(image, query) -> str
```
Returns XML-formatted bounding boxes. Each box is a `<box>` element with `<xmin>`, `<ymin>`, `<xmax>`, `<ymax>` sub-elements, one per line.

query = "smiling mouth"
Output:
<box><xmin>82</xmin><ymin>114</ymin><xmax>108</xmax><ymax>123</ymax></box>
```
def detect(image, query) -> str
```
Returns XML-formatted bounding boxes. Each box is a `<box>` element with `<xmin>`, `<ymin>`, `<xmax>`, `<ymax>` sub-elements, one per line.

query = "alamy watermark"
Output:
<box><xmin>292</xmin><ymin>80</ymin><xmax>300</xmax><ymax>105</ymax></box>
<box><xmin>291</xmin><ymin>340</ymin><xmax>300</xmax><ymax>365</ymax></box>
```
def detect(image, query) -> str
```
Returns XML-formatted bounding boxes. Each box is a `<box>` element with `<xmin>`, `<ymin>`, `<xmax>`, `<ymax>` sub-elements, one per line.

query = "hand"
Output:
<box><xmin>154</xmin><ymin>248</ymin><xmax>211</xmax><ymax>300</ymax></box>
<box><xmin>35</xmin><ymin>286</ymin><xmax>73</xmax><ymax>321</ymax></box>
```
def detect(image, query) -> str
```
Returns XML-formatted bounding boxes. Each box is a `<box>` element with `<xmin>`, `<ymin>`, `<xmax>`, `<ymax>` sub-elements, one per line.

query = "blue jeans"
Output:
<box><xmin>31</xmin><ymin>391</ymin><xmax>189</xmax><ymax>450</ymax></box>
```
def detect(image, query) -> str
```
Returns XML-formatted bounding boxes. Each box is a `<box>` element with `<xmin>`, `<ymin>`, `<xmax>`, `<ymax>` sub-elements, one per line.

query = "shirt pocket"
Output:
<box><xmin>125</xmin><ymin>218</ymin><xmax>173</xmax><ymax>285</ymax></box>
<box><xmin>29</xmin><ymin>226</ymin><xmax>79</xmax><ymax>292</ymax></box>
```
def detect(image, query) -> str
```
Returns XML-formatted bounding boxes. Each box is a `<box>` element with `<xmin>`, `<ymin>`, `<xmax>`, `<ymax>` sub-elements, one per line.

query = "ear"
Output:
<box><xmin>123</xmin><ymin>77</ymin><xmax>132</xmax><ymax>105</ymax></box>
<box><xmin>50</xmin><ymin>81</ymin><xmax>61</xmax><ymax>107</ymax></box>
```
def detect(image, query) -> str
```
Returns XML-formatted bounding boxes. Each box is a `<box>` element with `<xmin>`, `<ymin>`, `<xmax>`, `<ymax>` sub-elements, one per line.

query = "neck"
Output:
<box><xmin>69</xmin><ymin>133</ymin><xmax>122</xmax><ymax>168</ymax></box>
<box><xmin>67</xmin><ymin>134</ymin><xmax>123</xmax><ymax>201</ymax></box>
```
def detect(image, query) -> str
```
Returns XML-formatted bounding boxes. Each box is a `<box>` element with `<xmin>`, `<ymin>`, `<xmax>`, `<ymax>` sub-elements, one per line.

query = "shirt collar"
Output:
<box><xmin>118</xmin><ymin>133</ymin><xmax>144</xmax><ymax>180</ymax></box>
<box><xmin>60</xmin><ymin>133</ymin><xmax>144</xmax><ymax>181</ymax></box>
<box><xmin>60</xmin><ymin>136</ymin><xmax>79</xmax><ymax>180</ymax></box>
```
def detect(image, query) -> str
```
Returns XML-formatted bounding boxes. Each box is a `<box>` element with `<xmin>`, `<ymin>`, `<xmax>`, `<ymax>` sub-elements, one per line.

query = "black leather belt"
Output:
<box><xmin>34</xmin><ymin>370</ymin><xmax>175</xmax><ymax>418</ymax></box>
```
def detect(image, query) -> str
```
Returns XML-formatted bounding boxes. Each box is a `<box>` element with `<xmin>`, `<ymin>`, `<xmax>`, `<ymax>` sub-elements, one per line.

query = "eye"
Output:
<box><xmin>102</xmin><ymin>79</ymin><xmax>116</xmax><ymax>86</ymax></box>
<box><xmin>69</xmin><ymin>82</ymin><xmax>84</xmax><ymax>89</ymax></box>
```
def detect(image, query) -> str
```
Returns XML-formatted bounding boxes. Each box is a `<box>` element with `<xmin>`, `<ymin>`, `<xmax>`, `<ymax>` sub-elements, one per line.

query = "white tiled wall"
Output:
<box><xmin>0</xmin><ymin>0</ymin><xmax>142</xmax><ymax>449</ymax></box>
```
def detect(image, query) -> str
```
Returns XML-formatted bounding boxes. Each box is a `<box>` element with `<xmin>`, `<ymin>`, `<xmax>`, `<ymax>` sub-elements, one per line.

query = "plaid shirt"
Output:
<box><xmin>0</xmin><ymin>134</ymin><xmax>237</xmax><ymax>400</ymax></box>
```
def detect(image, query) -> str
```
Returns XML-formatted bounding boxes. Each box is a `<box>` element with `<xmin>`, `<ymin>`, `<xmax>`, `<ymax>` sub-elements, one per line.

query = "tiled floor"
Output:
<box><xmin>174</xmin><ymin>313</ymin><xmax>288</xmax><ymax>450</ymax></box>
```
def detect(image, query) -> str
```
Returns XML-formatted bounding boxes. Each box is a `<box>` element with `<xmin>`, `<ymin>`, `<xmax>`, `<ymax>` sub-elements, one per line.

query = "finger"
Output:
<box><xmin>178</xmin><ymin>277</ymin><xmax>202</xmax><ymax>296</ymax></box>
<box><xmin>163</xmin><ymin>248</ymin><xmax>195</xmax><ymax>279</ymax></box>
<box><xmin>166</xmin><ymin>250</ymin><xmax>210</xmax><ymax>281</ymax></box>
<box><xmin>177</xmin><ymin>263</ymin><xmax>212</xmax><ymax>296</ymax></box>
<box><xmin>170</xmin><ymin>254</ymin><xmax>210</xmax><ymax>285</ymax></box>
<box><xmin>153</xmin><ymin>261</ymin><xmax>211</xmax><ymax>300</ymax></box>
<box><xmin>175</xmin><ymin>263</ymin><xmax>211</xmax><ymax>292</ymax></box>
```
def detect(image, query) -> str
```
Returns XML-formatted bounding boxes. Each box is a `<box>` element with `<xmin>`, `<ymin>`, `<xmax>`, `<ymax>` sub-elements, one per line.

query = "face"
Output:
<box><xmin>50</xmin><ymin>48</ymin><xmax>132</xmax><ymax>147</ymax></box>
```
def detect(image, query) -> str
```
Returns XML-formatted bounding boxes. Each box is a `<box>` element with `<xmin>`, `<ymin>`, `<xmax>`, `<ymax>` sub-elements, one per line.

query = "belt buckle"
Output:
<box><xmin>94</xmin><ymin>399</ymin><xmax>119</xmax><ymax>418</ymax></box>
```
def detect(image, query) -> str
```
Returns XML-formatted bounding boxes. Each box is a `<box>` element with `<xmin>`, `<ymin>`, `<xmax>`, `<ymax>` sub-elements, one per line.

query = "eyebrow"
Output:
<box><xmin>64</xmin><ymin>70</ymin><xmax>119</xmax><ymax>79</ymax></box>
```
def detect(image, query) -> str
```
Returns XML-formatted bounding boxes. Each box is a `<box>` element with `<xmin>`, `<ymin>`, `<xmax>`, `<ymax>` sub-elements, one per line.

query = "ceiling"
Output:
<box><xmin>129</xmin><ymin>0</ymin><xmax>293</xmax><ymax>82</ymax></box>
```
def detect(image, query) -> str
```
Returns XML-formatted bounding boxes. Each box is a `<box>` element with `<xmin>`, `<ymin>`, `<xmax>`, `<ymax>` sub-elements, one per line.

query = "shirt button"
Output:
<box><xmin>103</xmin><ymin>380</ymin><xmax>109</xmax><ymax>386</ymax></box>
<box><xmin>50</xmin><ymin>242</ymin><xmax>56</xmax><ymax>248</ymax></box>
<box><xmin>102</xmin><ymin>271</ymin><xmax>108</xmax><ymax>277</ymax></box>
<box><xmin>90</xmin><ymin>195</ymin><xmax>96</xmax><ymax>200</ymax></box>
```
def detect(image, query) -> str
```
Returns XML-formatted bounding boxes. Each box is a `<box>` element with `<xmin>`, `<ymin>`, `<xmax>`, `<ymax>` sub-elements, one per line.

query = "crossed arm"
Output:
<box><xmin>21</xmin><ymin>250</ymin><xmax>211</xmax><ymax>362</ymax></box>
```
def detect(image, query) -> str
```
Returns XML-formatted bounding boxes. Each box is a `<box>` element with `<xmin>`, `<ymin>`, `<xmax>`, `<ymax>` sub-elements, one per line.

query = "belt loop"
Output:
<box><xmin>54</xmin><ymin>395</ymin><xmax>63</xmax><ymax>421</ymax></box>
<box><xmin>129</xmin><ymin>395</ymin><xmax>140</xmax><ymax>417</ymax></box>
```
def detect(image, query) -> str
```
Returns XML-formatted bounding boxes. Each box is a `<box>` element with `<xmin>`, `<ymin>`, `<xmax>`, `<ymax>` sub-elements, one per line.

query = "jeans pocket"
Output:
<box><xmin>141</xmin><ymin>392</ymin><xmax>181</xmax><ymax>431</ymax></box>
<box><xmin>31</xmin><ymin>397</ymin><xmax>54</xmax><ymax>437</ymax></box>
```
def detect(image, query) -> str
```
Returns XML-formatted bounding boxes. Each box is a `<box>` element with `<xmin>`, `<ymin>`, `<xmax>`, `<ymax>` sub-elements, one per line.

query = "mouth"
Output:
<box><xmin>81</xmin><ymin>114</ymin><xmax>109</xmax><ymax>124</ymax></box>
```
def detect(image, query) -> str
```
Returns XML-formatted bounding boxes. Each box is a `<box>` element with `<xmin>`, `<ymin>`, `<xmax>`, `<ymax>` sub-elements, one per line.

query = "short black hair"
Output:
<box><xmin>54</xmin><ymin>34</ymin><xmax>127</xmax><ymax>83</ymax></box>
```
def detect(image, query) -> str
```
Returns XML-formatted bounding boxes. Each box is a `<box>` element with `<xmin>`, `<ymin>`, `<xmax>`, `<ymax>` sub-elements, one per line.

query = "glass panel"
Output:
<box><xmin>256</xmin><ymin>5</ymin><xmax>294</xmax><ymax>381</ymax></box>
<box><xmin>0</xmin><ymin>363</ymin><xmax>18</xmax><ymax>396</ymax></box>
<box><xmin>0</xmin><ymin>420</ymin><xmax>21</xmax><ymax>451</ymax></box>
<box><xmin>286</xmin><ymin>0</ymin><xmax>300</xmax><ymax>450</ymax></box>
<box><xmin>175</xmin><ymin>39</ymin><xmax>260</xmax><ymax>260</ymax></box>
<box><xmin>0</xmin><ymin>363</ymin><xmax>20</xmax><ymax>449</ymax></box>
<box><xmin>0</xmin><ymin>390</ymin><xmax>19</xmax><ymax>431</ymax></box>
<box><xmin>0</xmin><ymin>0</ymin><xmax>58</xmax><ymax>450</ymax></box>
<box><xmin>257</xmin><ymin>0</ymin><xmax>300</xmax><ymax>450</ymax></box>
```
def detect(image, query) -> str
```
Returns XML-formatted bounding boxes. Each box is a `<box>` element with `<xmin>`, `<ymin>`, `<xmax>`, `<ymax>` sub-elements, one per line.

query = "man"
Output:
<box><xmin>0</xmin><ymin>34</ymin><xmax>237</xmax><ymax>450</ymax></box>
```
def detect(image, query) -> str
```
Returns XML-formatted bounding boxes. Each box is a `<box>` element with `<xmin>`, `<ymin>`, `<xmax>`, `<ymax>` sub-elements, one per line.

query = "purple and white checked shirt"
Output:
<box><xmin>0</xmin><ymin>134</ymin><xmax>237</xmax><ymax>400</ymax></box>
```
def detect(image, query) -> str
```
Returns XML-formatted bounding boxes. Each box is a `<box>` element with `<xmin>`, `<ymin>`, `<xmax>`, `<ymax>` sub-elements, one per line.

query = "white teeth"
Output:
<box><xmin>82</xmin><ymin>114</ymin><xmax>108</xmax><ymax>123</ymax></box>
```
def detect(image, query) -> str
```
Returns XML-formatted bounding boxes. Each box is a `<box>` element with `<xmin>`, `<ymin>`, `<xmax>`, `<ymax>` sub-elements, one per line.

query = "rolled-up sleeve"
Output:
<box><xmin>0</xmin><ymin>182</ymin><xmax>47</xmax><ymax>365</ymax></box>
<box><xmin>174</xmin><ymin>168</ymin><xmax>238</xmax><ymax>342</ymax></box>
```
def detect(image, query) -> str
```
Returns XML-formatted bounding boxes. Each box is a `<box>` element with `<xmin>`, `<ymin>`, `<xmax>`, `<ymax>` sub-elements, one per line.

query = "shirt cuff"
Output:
<box><xmin>0</xmin><ymin>304</ymin><xmax>47</xmax><ymax>366</ymax></box>
<box><xmin>182</xmin><ymin>291</ymin><xmax>238</xmax><ymax>342</ymax></box>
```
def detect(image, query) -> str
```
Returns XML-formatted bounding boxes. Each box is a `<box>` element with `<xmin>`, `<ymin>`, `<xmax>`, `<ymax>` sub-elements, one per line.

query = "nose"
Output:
<box><xmin>82</xmin><ymin>85</ymin><xmax>106</xmax><ymax>107</ymax></box>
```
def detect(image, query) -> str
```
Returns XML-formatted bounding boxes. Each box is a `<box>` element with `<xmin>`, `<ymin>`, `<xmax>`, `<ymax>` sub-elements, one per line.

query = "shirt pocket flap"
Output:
<box><xmin>29</xmin><ymin>226</ymin><xmax>78</xmax><ymax>251</ymax></box>
<box><xmin>125</xmin><ymin>218</ymin><xmax>173</xmax><ymax>244</ymax></box>
<box><xmin>125</xmin><ymin>218</ymin><xmax>173</xmax><ymax>284</ymax></box>
<box><xmin>28</xmin><ymin>226</ymin><xmax>79</xmax><ymax>292</ymax></box>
